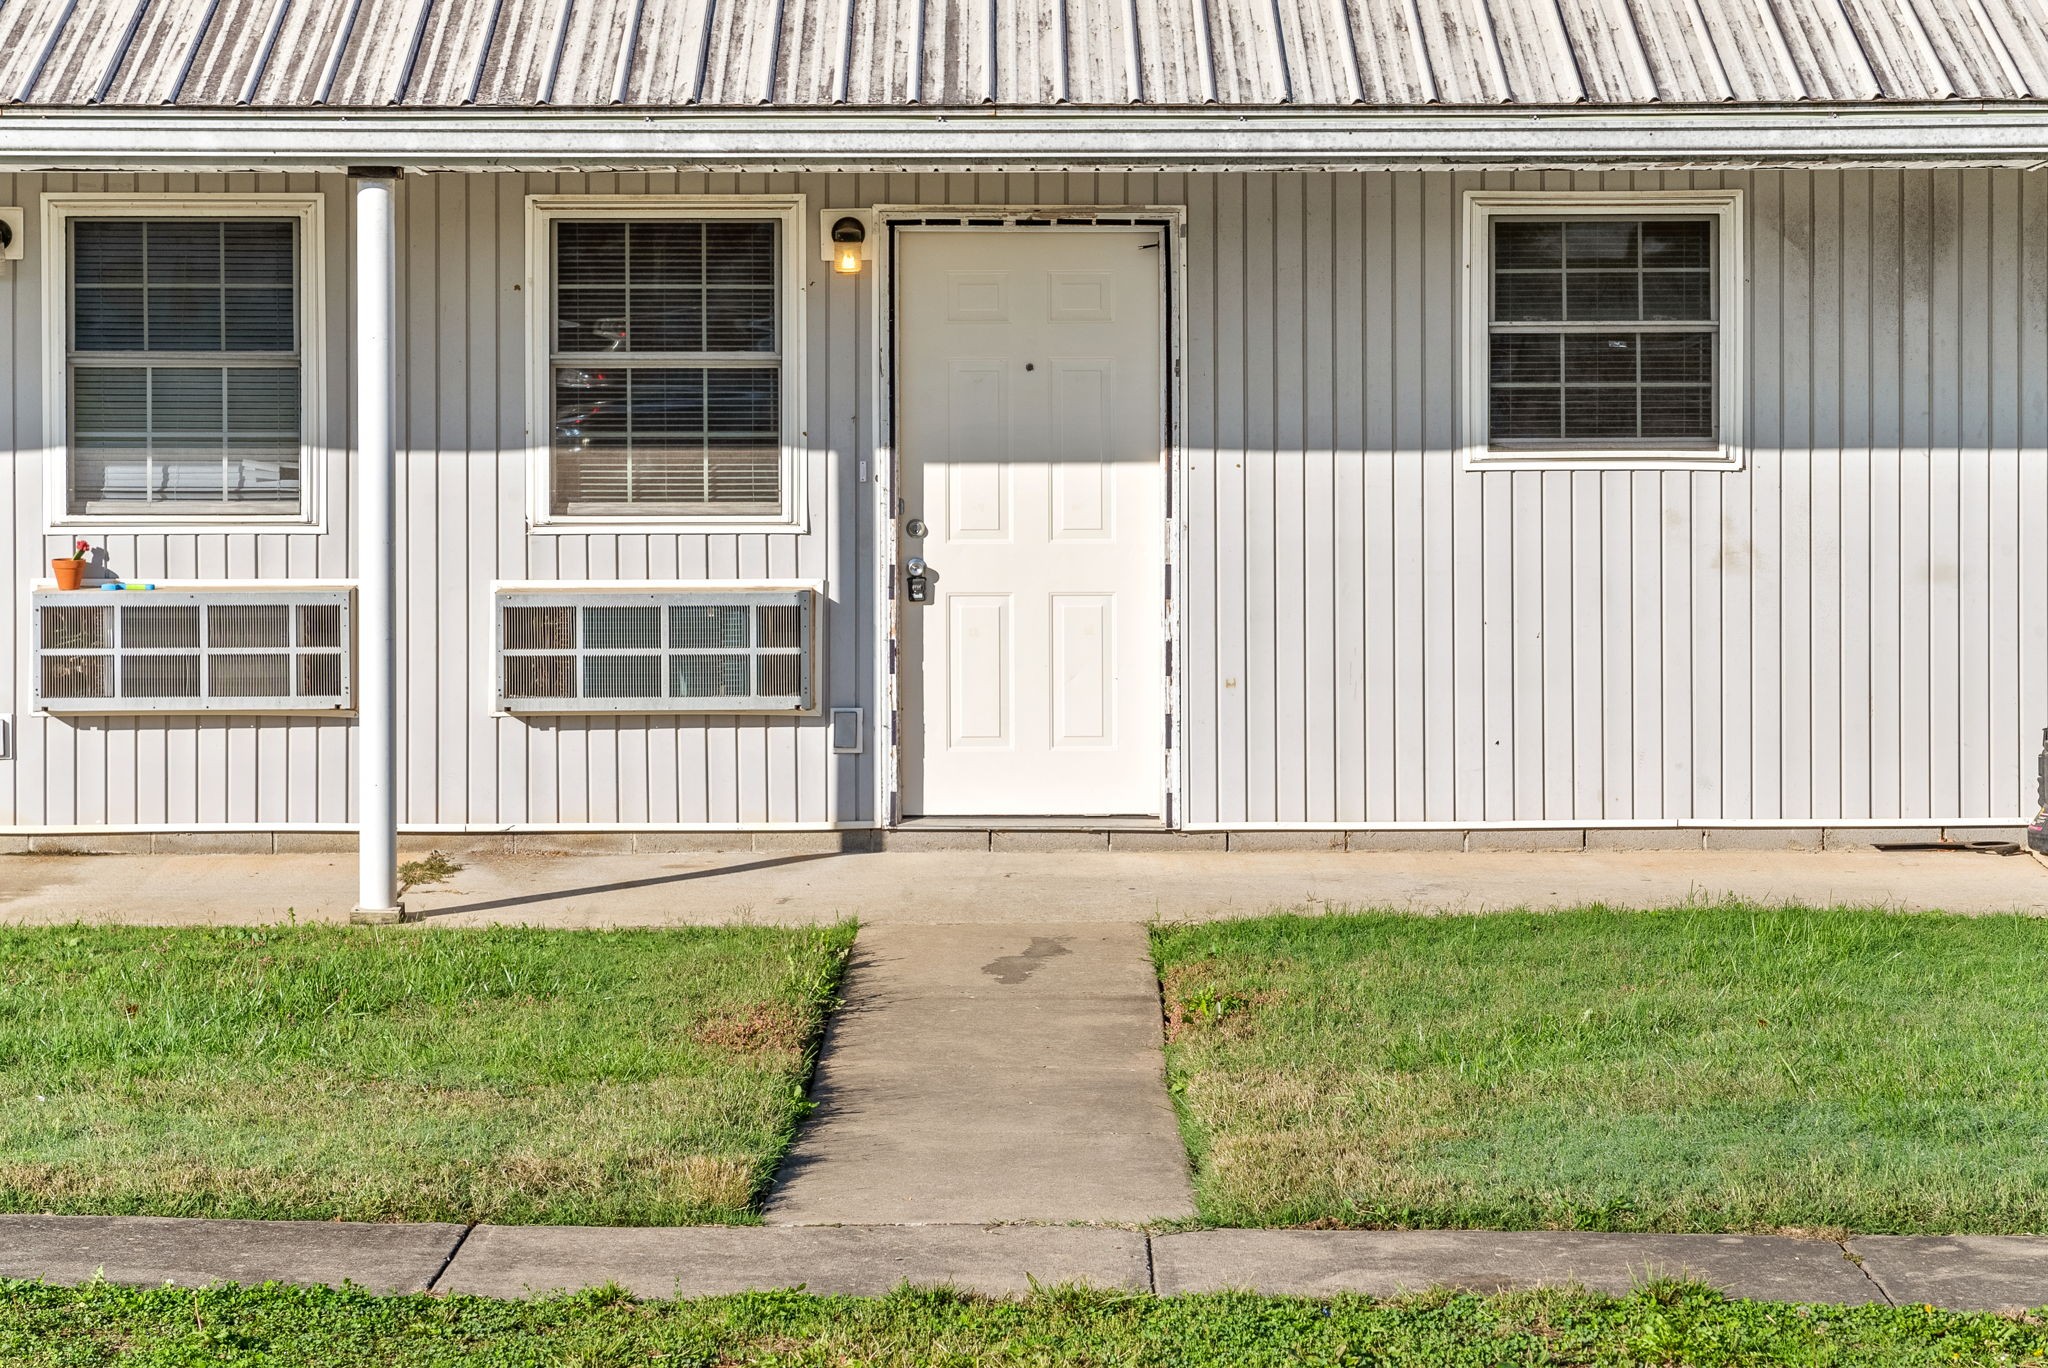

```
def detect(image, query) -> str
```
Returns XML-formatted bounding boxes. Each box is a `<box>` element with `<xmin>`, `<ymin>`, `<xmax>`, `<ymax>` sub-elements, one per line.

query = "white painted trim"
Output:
<box><xmin>522</xmin><ymin>194</ymin><xmax>810</xmax><ymax>534</ymax></box>
<box><xmin>493</xmin><ymin>578</ymin><xmax>827</xmax><ymax>592</ymax></box>
<box><xmin>1458</xmin><ymin>189</ymin><xmax>1745</xmax><ymax>472</ymax></box>
<box><xmin>0</xmin><ymin>818</ymin><xmax>2015</xmax><ymax>835</ymax></box>
<box><xmin>8</xmin><ymin>107</ymin><xmax>2048</xmax><ymax>172</ymax></box>
<box><xmin>37</xmin><ymin>192</ymin><xmax>330</xmax><ymax>534</ymax></box>
<box><xmin>871</xmin><ymin>206</ymin><xmax>1188</xmax><ymax>828</ymax></box>
<box><xmin>0</xmin><ymin>823</ymin><xmax>878</xmax><ymax>834</ymax></box>
<box><xmin>1184</xmin><ymin>818</ymin><xmax>2030</xmax><ymax>830</ymax></box>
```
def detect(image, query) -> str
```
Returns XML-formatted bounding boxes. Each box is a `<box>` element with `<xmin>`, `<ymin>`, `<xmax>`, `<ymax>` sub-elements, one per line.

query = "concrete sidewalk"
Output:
<box><xmin>763</xmin><ymin>923</ymin><xmax>1196</xmax><ymax>1224</ymax></box>
<box><xmin>0</xmin><ymin>846</ymin><xmax>2041</xmax><ymax>926</ymax></box>
<box><xmin>5</xmin><ymin>1216</ymin><xmax>2046</xmax><ymax>1310</ymax></box>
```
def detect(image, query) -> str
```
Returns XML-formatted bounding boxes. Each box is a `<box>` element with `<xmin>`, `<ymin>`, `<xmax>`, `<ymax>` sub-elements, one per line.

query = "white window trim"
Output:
<box><xmin>1460</xmin><ymin>189</ymin><xmax>1744</xmax><ymax>472</ymax></box>
<box><xmin>39</xmin><ymin>193</ymin><xmax>329</xmax><ymax>533</ymax></box>
<box><xmin>524</xmin><ymin>195</ymin><xmax>810</xmax><ymax>535</ymax></box>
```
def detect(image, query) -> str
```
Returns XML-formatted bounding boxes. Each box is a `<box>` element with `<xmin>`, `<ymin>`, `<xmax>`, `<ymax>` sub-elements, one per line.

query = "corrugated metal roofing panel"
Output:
<box><xmin>5</xmin><ymin>0</ymin><xmax>126</xmax><ymax>105</ymax></box>
<box><xmin>1972</xmin><ymin>0</ymin><xmax>2048</xmax><ymax>94</ymax></box>
<box><xmin>4</xmin><ymin>0</ymin><xmax>2046</xmax><ymax>108</ymax></box>
<box><xmin>842</xmin><ymin>0</ymin><xmax>917</xmax><ymax>104</ymax></box>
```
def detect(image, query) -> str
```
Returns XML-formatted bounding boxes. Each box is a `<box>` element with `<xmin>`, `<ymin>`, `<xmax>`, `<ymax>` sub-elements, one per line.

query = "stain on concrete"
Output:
<box><xmin>981</xmin><ymin>936</ymin><xmax>1072</xmax><ymax>984</ymax></box>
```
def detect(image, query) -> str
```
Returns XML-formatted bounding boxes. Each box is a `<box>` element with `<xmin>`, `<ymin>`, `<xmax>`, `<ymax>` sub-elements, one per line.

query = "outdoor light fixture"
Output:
<box><xmin>830</xmin><ymin>216</ymin><xmax>867</xmax><ymax>274</ymax></box>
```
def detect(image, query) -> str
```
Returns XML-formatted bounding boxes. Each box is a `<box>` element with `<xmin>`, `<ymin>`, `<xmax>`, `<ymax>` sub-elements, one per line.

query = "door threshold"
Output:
<box><xmin>897</xmin><ymin>815</ymin><xmax>1165</xmax><ymax>832</ymax></box>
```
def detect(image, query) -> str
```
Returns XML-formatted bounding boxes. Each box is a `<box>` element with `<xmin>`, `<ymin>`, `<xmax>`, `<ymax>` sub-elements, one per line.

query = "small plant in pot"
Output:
<box><xmin>52</xmin><ymin>540</ymin><xmax>89</xmax><ymax>591</ymax></box>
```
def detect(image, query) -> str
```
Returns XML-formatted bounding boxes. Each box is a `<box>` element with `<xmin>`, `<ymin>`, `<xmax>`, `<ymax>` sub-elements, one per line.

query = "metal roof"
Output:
<box><xmin>2</xmin><ymin>0</ymin><xmax>2045</xmax><ymax>110</ymax></box>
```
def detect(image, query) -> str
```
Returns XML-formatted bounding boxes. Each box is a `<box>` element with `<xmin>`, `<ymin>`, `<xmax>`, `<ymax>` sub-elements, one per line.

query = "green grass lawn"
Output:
<box><xmin>1153</xmin><ymin>904</ymin><xmax>2048</xmax><ymax>1234</ymax></box>
<box><xmin>0</xmin><ymin>922</ymin><xmax>853</xmax><ymax>1225</ymax></box>
<box><xmin>6</xmin><ymin>1280</ymin><xmax>2045</xmax><ymax>1368</ymax></box>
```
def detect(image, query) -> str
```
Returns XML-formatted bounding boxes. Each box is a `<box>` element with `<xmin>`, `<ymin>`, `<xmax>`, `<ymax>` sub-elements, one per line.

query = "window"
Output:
<box><xmin>34</xmin><ymin>591</ymin><xmax>351</xmax><ymax>712</ymax></box>
<box><xmin>43</xmin><ymin>195</ymin><xmax>325</xmax><ymax>527</ymax></box>
<box><xmin>496</xmin><ymin>590</ymin><xmax>814</xmax><ymax>713</ymax></box>
<box><xmin>544</xmin><ymin>212</ymin><xmax>788</xmax><ymax>519</ymax></box>
<box><xmin>1464</xmin><ymin>192</ymin><xmax>1741</xmax><ymax>468</ymax></box>
<box><xmin>69</xmin><ymin>218</ymin><xmax>301</xmax><ymax>512</ymax></box>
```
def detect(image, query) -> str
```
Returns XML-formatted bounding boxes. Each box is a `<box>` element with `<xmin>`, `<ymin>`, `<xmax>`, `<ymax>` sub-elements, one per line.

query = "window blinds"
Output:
<box><xmin>550</xmin><ymin>220</ymin><xmax>782</xmax><ymax>516</ymax></box>
<box><xmin>69</xmin><ymin>219</ymin><xmax>301</xmax><ymax>511</ymax></box>
<box><xmin>1487</xmin><ymin>219</ymin><xmax>1716</xmax><ymax>446</ymax></box>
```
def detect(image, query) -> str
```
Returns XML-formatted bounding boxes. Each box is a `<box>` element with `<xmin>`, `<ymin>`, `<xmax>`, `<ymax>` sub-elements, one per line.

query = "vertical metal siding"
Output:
<box><xmin>0</xmin><ymin>167</ymin><xmax>2041</xmax><ymax>829</ymax></box>
<box><xmin>1177</xmin><ymin>166</ymin><xmax>2048</xmax><ymax>826</ymax></box>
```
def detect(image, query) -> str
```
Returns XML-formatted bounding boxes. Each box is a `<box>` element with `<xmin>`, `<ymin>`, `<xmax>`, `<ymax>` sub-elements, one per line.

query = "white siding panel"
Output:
<box><xmin>0</xmin><ymin>167</ymin><xmax>2041</xmax><ymax>831</ymax></box>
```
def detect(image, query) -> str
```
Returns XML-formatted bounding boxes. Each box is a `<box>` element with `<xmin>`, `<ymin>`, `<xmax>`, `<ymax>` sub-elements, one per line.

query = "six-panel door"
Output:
<box><xmin>897</xmin><ymin>228</ymin><xmax>1166</xmax><ymax>817</ymax></box>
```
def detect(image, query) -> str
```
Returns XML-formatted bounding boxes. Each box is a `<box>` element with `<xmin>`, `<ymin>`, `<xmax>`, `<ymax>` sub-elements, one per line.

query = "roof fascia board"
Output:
<box><xmin>3</xmin><ymin>107</ymin><xmax>2047</xmax><ymax>171</ymax></box>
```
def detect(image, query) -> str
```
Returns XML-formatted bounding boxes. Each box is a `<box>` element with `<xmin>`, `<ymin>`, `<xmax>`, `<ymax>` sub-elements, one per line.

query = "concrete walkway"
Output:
<box><xmin>6</xmin><ymin>1216</ymin><xmax>2046</xmax><ymax>1310</ymax></box>
<box><xmin>0</xmin><ymin>846</ymin><xmax>2041</xmax><ymax>926</ymax></box>
<box><xmin>764</xmin><ymin>922</ymin><xmax>1196</xmax><ymax>1224</ymax></box>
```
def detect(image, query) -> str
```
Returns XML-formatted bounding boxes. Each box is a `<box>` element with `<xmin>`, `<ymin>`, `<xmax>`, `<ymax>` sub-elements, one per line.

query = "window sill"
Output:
<box><xmin>529</xmin><ymin>514</ymin><xmax>808</xmax><ymax>536</ymax></box>
<box><xmin>1463</xmin><ymin>446</ymin><xmax>1744</xmax><ymax>472</ymax></box>
<box><xmin>52</xmin><ymin>511</ymin><xmax>322</xmax><ymax>535</ymax></box>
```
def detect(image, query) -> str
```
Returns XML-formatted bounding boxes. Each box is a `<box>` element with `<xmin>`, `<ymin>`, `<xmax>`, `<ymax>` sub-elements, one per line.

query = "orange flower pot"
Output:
<box><xmin>51</xmin><ymin>558</ymin><xmax>85</xmax><ymax>590</ymax></box>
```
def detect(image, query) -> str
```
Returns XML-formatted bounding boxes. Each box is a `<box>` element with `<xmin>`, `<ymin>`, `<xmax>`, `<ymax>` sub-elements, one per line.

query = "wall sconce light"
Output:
<box><xmin>830</xmin><ymin>216</ymin><xmax>867</xmax><ymax>275</ymax></box>
<box><xmin>820</xmin><ymin>209</ymin><xmax>874</xmax><ymax>276</ymax></box>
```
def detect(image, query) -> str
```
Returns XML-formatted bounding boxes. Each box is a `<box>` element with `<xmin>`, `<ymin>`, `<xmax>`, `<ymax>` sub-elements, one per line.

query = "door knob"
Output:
<box><xmin>905</xmin><ymin>557</ymin><xmax>930</xmax><ymax>604</ymax></box>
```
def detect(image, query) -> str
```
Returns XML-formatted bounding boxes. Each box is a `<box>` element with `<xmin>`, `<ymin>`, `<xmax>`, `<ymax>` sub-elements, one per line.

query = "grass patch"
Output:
<box><xmin>0</xmin><ymin>921</ymin><xmax>854</xmax><ymax>1225</ymax></box>
<box><xmin>1153</xmin><ymin>904</ymin><xmax>2048</xmax><ymax>1233</ymax></box>
<box><xmin>4</xmin><ymin>1279</ymin><xmax>2044</xmax><ymax>1367</ymax></box>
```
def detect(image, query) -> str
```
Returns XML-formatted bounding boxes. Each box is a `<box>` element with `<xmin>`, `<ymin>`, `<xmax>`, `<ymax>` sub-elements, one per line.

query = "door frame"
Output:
<box><xmin>871</xmin><ymin>207</ymin><xmax>1189</xmax><ymax>828</ymax></box>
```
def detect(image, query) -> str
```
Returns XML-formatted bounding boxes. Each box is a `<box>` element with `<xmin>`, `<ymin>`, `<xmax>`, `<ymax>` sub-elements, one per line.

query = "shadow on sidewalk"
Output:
<box><xmin>411</xmin><ymin>853</ymin><xmax>844</xmax><ymax>919</ymax></box>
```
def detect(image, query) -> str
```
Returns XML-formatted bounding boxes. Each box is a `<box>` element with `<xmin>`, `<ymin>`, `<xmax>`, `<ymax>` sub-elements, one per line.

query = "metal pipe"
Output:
<box><xmin>351</xmin><ymin>172</ymin><xmax>401</xmax><ymax>921</ymax></box>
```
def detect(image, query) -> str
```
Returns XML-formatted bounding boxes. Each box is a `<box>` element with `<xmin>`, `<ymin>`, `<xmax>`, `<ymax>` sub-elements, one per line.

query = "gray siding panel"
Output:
<box><xmin>0</xmin><ymin>167</ymin><xmax>2042</xmax><ymax>829</ymax></box>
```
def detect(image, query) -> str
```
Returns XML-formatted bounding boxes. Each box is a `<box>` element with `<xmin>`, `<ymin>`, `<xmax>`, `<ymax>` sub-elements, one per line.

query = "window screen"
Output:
<box><xmin>1487</xmin><ymin>218</ymin><xmax>1716</xmax><ymax>447</ymax></box>
<box><xmin>34</xmin><ymin>591</ymin><xmax>349</xmax><ymax>711</ymax></box>
<box><xmin>550</xmin><ymin>220</ymin><xmax>781</xmax><ymax>516</ymax></box>
<box><xmin>69</xmin><ymin>219</ymin><xmax>301</xmax><ymax>512</ymax></box>
<box><xmin>497</xmin><ymin>591</ymin><xmax>811</xmax><ymax>712</ymax></box>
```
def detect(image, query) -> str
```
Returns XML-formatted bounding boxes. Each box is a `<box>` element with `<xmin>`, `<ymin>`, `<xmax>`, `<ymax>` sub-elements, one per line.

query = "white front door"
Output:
<box><xmin>897</xmin><ymin>228</ymin><xmax>1166</xmax><ymax>818</ymax></box>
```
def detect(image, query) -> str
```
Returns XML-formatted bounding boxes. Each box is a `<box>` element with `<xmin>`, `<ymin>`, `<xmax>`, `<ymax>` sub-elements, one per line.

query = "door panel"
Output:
<box><xmin>898</xmin><ymin>229</ymin><xmax>1165</xmax><ymax>818</ymax></box>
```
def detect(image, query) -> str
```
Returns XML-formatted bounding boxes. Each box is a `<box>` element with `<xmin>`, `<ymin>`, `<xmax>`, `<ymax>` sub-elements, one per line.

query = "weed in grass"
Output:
<box><xmin>1153</xmin><ymin>903</ymin><xmax>2048</xmax><ymax>1234</ymax></box>
<box><xmin>394</xmin><ymin>851</ymin><xmax>463</xmax><ymax>897</ymax></box>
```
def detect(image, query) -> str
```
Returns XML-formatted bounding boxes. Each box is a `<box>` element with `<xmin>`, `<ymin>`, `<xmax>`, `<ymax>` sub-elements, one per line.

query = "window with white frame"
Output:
<box><xmin>65</xmin><ymin>217</ymin><xmax>305</xmax><ymax>514</ymax></box>
<box><xmin>496</xmin><ymin>590</ymin><xmax>813</xmax><ymax>712</ymax></box>
<box><xmin>546</xmin><ymin>215</ymin><xmax>787</xmax><ymax>518</ymax></box>
<box><xmin>34</xmin><ymin>591</ymin><xmax>351</xmax><ymax>712</ymax></box>
<box><xmin>1466</xmin><ymin>194</ymin><xmax>1740</xmax><ymax>466</ymax></box>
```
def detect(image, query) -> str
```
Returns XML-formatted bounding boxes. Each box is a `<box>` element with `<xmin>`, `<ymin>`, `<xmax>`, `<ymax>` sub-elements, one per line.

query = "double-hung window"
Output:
<box><xmin>58</xmin><ymin>203</ymin><xmax>318</xmax><ymax>518</ymax></box>
<box><xmin>1465</xmin><ymin>192</ymin><xmax>1742</xmax><ymax>468</ymax></box>
<box><xmin>543</xmin><ymin>204</ymin><xmax>795</xmax><ymax>521</ymax></box>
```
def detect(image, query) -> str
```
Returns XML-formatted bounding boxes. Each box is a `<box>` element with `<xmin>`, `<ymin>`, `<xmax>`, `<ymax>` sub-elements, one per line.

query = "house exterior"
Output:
<box><xmin>2</xmin><ymin>0</ymin><xmax>2046</xmax><ymax>896</ymax></box>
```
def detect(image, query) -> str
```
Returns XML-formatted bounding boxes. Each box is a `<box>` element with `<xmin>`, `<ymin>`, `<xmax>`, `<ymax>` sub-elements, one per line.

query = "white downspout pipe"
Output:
<box><xmin>350</xmin><ymin>169</ymin><xmax>402</xmax><ymax>922</ymax></box>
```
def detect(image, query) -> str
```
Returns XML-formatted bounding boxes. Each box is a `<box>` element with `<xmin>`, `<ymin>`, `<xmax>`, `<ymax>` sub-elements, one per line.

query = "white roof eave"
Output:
<box><xmin>3</xmin><ymin>105</ymin><xmax>2047</xmax><ymax>173</ymax></box>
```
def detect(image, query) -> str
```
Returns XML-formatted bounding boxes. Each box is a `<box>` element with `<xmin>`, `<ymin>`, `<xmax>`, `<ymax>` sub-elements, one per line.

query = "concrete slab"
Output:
<box><xmin>0</xmin><ymin>1214</ymin><xmax>464</xmax><ymax>1293</ymax></box>
<box><xmin>437</xmin><ymin>1224</ymin><xmax>1149</xmax><ymax>1299</ymax></box>
<box><xmin>1150</xmin><ymin>1230</ymin><xmax>1882</xmax><ymax>1304</ymax></box>
<box><xmin>0</xmin><ymin>847</ymin><xmax>2040</xmax><ymax>928</ymax></box>
<box><xmin>1853</xmin><ymin>1236</ymin><xmax>2048</xmax><ymax>1312</ymax></box>
<box><xmin>764</xmin><ymin>923</ymin><xmax>1195</xmax><ymax>1225</ymax></box>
